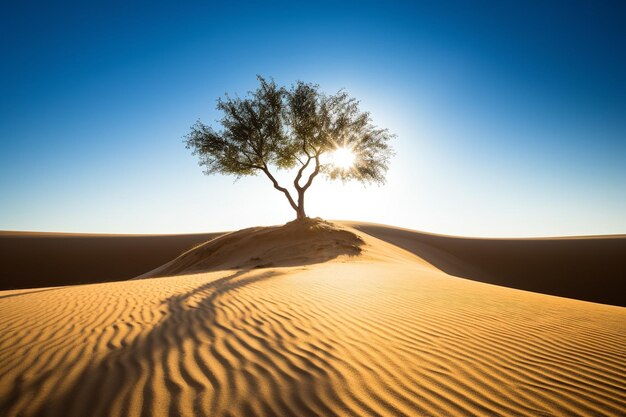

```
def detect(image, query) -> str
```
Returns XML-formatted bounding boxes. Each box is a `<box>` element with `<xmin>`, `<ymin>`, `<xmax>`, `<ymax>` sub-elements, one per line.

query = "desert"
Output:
<box><xmin>1</xmin><ymin>220</ymin><xmax>624</xmax><ymax>416</ymax></box>
<box><xmin>3</xmin><ymin>1</ymin><xmax>625</xmax><ymax>415</ymax></box>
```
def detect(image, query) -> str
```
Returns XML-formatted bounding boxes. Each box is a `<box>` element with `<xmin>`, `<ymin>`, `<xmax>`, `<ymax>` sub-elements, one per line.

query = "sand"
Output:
<box><xmin>3</xmin><ymin>223</ymin><xmax>624</xmax><ymax>306</ymax></box>
<box><xmin>1</xmin><ymin>221</ymin><xmax>625</xmax><ymax>416</ymax></box>
<box><xmin>0</xmin><ymin>231</ymin><xmax>222</xmax><ymax>290</ymax></box>
<box><xmin>344</xmin><ymin>222</ymin><xmax>626</xmax><ymax>306</ymax></box>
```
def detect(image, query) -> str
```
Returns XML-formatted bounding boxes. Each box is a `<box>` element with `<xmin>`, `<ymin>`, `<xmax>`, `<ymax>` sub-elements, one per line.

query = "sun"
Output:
<box><xmin>330</xmin><ymin>147</ymin><xmax>356</xmax><ymax>170</ymax></box>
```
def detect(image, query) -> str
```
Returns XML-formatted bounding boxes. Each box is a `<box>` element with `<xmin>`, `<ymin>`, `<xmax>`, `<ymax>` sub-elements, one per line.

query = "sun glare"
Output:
<box><xmin>330</xmin><ymin>147</ymin><xmax>356</xmax><ymax>170</ymax></box>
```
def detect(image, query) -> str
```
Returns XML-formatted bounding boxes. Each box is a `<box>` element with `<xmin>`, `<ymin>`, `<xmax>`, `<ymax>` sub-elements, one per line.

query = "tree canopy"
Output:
<box><xmin>185</xmin><ymin>76</ymin><xmax>394</xmax><ymax>220</ymax></box>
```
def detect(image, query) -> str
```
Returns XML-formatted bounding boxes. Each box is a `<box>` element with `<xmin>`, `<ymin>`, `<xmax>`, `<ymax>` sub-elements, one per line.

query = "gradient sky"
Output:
<box><xmin>1</xmin><ymin>0</ymin><xmax>625</xmax><ymax>237</ymax></box>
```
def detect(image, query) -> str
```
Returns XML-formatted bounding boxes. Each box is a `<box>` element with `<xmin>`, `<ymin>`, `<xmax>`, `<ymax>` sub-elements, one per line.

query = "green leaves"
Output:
<box><xmin>185</xmin><ymin>75</ymin><xmax>394</xmax><ymax>189</ymax></box>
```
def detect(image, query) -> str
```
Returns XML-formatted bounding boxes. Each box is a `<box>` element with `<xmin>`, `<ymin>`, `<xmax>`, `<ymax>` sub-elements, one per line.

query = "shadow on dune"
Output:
<box><xmin>17</xmin><ymin>269</ymin><xmax>281</xmax><ymax>417</ymax></box>
<box><xmin>0</xmin><ymin>232</ymin><xmax>223</xmax><ymax>290</ymax></box>
<box><xmin>0</xmin><ymin>287</ymin><xmax>60</xmax><ymax>301</ymax></box>
<box><xmin>138</xmin><ymin>218</ymin><xmax>364</xmax><ymax>279</ymax></box>
<box><xmin>348</xmin><ymin>223</ymin><xmax>626</xmax><ymax>307</ymax></box>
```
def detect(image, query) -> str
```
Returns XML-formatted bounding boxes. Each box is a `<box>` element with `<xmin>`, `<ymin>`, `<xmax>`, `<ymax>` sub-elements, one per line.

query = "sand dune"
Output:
<box><xmin>344</xmin><ymin>222</ymin><xmax>626</xmax><ymax>306</ymax></box>
<box><xmin>1</xmin><ymin>220</ymin><xmax>624</xmax><ymax>416</ymax></box>
<box><xmin>0</xmin><ymin>231</ymin><xmax>222</xmax><ymax>290</ymax></box>
<box><xmin>3</xmin><ymin>223</ymin><xmax>624</xmax><ymax>307</ymax></box>
<box><xmin>136</xmin><ymin>219</ymin><xmax>366</xmax><ymax>278</ymax></box>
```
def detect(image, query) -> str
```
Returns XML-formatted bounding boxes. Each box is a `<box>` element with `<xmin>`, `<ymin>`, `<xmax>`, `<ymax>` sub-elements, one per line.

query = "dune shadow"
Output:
<box><xmin>16</xmin><ymin>269</ymin><xmax>281</xmax><ymax>417</ymax></box>
<box><xmin>0</xmin><ymin>232</ymin><xmax>225</xmax><ymax>290</ymax></box>
<box><xmin>350</xmin><ymin>223</ymin><xmax>626</xmax><ymax>306</ymax></box>
<box><xmin>140</xmin><ymin>218</ymin><xmax>365</xmax><ymax>279</ymax></box>
<box><xmin>0</xmin><ymin>287</ymin><xmax>60</xmax><ymax>300</ymax></box>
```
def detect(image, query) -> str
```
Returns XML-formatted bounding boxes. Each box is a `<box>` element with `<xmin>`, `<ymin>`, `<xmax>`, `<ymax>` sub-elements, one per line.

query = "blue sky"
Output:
<box><xmin>1</xmin><ymin>0</ymin><xmax>625</xmax><ymax>236</ymax></box>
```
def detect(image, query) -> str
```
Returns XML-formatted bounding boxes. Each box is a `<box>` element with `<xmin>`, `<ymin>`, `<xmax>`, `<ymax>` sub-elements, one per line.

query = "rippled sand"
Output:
<box><xmin>1</xmin><ymin>225</ymin><xmax>624</xmax><ymax>416</ymax></box>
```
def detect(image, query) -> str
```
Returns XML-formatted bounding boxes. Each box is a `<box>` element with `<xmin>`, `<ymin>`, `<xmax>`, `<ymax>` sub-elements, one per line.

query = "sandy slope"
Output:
<box><xmin>343</xmin><ymin>222</ymin><xmax>626</xmax><ymax>306</ymax></box>
<box><xmin>1</xmin><ymin>222</ymin><xmax>625</xmax><ymax>416</ymax></box>
<box><xmin>3</xmin><ymin>224</ymin><xmax>624</xmax><ymax>306</ymax></box>
<box><xmin>0</xmin><ymin>231</ymin><xmax>222</xmax><ymax>290</ymax></box>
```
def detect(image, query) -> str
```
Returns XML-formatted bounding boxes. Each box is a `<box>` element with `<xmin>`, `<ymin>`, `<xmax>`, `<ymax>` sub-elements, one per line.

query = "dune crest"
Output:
<box><xmin>345</xmin><ymin>222</ymin><xmax>626</xmax><ymax>306</ymax></box>
<box><xmin>136</xmin><ymin>218</ymin><xmax>365</xmax><ymax>278</ymax></box>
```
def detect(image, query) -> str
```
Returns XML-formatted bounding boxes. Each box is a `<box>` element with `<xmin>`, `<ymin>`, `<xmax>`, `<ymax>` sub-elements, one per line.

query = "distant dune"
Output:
<box><xmin>0</xmin><ymin>231</ymin><xmax>222</xmax><ymax>290</ymax></box>
<box><xmin>2</xmin><ymin>222</ymin><xmax>624</xmax><ymax>306</ymax></box>
<box><xmin>344</xmin><ymin>222</ymin><xmax>626</xmax><ymax>307</ymax></box>
<box><xmin>1</xmin><ymin>220</ymin><xmax>625</xmax><ymax>416</ymax></box>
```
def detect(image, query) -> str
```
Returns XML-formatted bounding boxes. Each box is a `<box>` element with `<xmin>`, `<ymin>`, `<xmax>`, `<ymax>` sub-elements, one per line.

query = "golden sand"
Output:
<box><xmin>1</xmin><ymin>223</ymin><xmax>624</xmax><ymax>416</ymax></box>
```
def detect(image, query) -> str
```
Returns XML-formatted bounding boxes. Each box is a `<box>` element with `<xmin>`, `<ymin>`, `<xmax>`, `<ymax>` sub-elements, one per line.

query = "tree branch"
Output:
<box><xmin>261</xmin><ymin>166</ymin><xmax>298</xmax><ymax>212</ymax></box>
<box><xmin>240</xmin><ymin>162</ymin><xmax>263</xmax><ymax>170</ymax></box>
<box><xmin>302</xmin><ymin>138</ymin><xmax>311</xmax><ymax>158</ymax></box>
<box><xmin>293</xmin><ymin>156</ymin><xmax>312</xmax><ymax>190</ymax></box>
<box><xmin>301</xmin><ymin>153</ymin><xmax>321</xmax><ymax>191</ymax></box>
<box><xmin>240</xmin><ymin>150</ymin><xmax>262</xmax><ymax>169</ymax></box>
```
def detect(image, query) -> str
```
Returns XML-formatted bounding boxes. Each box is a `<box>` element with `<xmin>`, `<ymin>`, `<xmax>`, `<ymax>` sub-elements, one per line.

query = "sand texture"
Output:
<box><xmin>0</xmin><ymin>231</ymin><xmax>223</xmax><ymax>290</ymax></box>
<box><xmin>3</xmin><ymin>223</ymin><xmax>624</xmax><ymax>306</ymax></box>
<box><xmin>345</xmin><ymin>222</ymin><xmax>626</xmax><ymax>306</ymax></box>
<box><xmin>1</xmin><ymin>221</ymin><xmax>625</xmax><ymax>416</ymax></box>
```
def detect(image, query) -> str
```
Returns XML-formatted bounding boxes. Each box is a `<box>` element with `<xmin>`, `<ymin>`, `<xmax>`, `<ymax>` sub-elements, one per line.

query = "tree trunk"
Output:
<box><xmin>296</xmin><ymin>190</ymin><xmax>306</xmax><ymax>220</ymax></box>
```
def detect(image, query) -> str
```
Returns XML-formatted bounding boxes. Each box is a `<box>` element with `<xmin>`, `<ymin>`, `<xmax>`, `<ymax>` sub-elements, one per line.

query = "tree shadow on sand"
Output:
<box><xmin>139</xmin><ymin>218</ymin><xmax>365</xmax><ymax>279</ymax></box>
<box><xmin>18</xmin><ymin>269</ymin><xmax>282</xmax><ymax>417</ymax></box>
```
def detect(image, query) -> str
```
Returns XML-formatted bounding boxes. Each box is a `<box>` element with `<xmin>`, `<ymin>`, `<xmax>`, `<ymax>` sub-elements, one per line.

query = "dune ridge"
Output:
<box><xmin>344</xmin><ymin>222</ymin><xmax>626</xmax><ymax>306</ymax></box>
<box><xmin>0</xmin><ymin>231</ymin><xmax>222</xmax><ymax>290</ymax></box>
<box><xmin>136</xmin><ymin>218</ymin><xmax>365</xmax><ymax>278</ymax></box>
<box><xmin>1</xmin><ymin>222</ymin><xmax>625</xmax><ymax>416</ymax></box>
<box><xmin>2</xmin><ymin>222</ymin><xmax>624</xmax><ymax>306</ymax></box>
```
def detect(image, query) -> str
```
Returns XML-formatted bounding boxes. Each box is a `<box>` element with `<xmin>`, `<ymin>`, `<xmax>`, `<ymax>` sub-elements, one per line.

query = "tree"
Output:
<box><xmin>185</xmin><ymin>76</ymin><xmax>394</xmax><ymax>220</ymax></box>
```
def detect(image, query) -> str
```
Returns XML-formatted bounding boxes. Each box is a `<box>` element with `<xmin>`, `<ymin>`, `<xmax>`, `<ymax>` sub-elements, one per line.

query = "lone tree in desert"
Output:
<box><xmin>185</xmin><ymin>76</ymin><xmax>394</xmax><ymax>220</ymax></box>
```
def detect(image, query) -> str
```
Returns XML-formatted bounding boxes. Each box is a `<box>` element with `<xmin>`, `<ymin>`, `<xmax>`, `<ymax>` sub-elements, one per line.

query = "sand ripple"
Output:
<box><xmin>1</xmin><ymin>259</ymin><xmax>625</xmax><ymax>416</ymax></box>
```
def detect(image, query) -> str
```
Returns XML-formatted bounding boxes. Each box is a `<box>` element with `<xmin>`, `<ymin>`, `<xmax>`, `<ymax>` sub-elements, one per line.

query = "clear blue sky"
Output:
<box><xmin>1</xmin><ymin>0</ymin><xmax>625</xmax><ymax>236</ymax></box>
